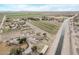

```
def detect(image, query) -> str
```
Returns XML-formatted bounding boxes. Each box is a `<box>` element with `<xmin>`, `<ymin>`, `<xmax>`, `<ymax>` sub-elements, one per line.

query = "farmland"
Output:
<box><xmin>30</xmin><ymin>20</ymin><xmax>59</xmax><ymax>34</ymax></box>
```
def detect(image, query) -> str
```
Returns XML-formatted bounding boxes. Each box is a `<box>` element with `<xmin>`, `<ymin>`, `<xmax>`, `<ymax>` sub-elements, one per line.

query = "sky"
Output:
<box><xmin>0</xmin><ymin>4</ymin><xmax>79</xmax><ymax>11</ymax></box>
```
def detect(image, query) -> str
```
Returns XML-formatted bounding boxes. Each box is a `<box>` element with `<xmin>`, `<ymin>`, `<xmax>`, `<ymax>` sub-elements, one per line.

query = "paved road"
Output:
<box><xmin>0</xmin><ymin>15</ymin><xmax>6</xmax><ymax>29</ymax></box>
<box><xmin>45</xmin><ymin>18</ymin><xmax>69</xmax><ymax>55</ymax></box>
<box><xmin>55</xmin><ymin>14</ymin><xmax>78</xmax><ymax>55</ymax></box>
<box><xmin>46</xmin><ymin>14</ymin><xmax>78</xmax><ymax>55</ymax></box>
<box><xmin>0</xmin><ymin>15</ymin><xmax>6</xmax><ymax>41</ymax></box>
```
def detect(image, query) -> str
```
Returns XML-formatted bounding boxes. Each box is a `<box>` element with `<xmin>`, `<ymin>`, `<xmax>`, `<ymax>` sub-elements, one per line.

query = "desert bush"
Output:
<box><xmin>19</xmin><ymin>37</ymin><xmax>27</xmax><ymax>44</ymax></box>
<box><xmin>9</xmin><ymin>47</ymin><xmax>24</xmax><ymax>55</ymax></box>
<box><xmin>31</xmin><ymin>46</ymin><xmax>37</xmax><ymax>52</ymax></box>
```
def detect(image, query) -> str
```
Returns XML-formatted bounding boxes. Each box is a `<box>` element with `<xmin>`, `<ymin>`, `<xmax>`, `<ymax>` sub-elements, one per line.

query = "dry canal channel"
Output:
<box><xmin>55</xmin><ymin>19</ymin><xmax>69</xmax><ymax>55</ymax></box>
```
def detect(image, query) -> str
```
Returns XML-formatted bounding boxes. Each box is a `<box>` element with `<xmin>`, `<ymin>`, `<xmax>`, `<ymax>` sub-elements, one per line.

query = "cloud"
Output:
<box><xmin>0</xmin><ymin>4</ymin><xmax>79</xmax><ymax>11</ymax></box>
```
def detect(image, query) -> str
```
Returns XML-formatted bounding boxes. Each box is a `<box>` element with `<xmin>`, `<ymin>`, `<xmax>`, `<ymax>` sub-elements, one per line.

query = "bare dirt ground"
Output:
<box><xmin>0</xmin><ymin>43</ymin><xmax>12</xmax><ymax>55</ymax></box>
<box><xmin>26</xmin><ymin>22</ymin><xmax>57</xmax><ymax>54</ymax></box>
<box><xmin>0</xmin><ymin>30</ymin><xmax>22</xmax><ymax>41</ymax></box>
<box><xmin>0</xmin><ymin>42</ymin><xmax>28</xmax><ymax>55</ymax></box>
<box><xmin>0</xmin><ymin>21</ymin><xmax>60</xmax><ymax>55</ymax></box>
<box><xmin>0</xmin><ymin>30</ymin><xmax>28</xmax><ymax>55</ymax></box>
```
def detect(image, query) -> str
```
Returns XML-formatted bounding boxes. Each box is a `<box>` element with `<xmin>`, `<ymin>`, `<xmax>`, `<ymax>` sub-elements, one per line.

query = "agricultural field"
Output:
<box><xmin>30</xmin><ymin>20</ymin><xmax>59</xmax><ymax>35</ymax></box>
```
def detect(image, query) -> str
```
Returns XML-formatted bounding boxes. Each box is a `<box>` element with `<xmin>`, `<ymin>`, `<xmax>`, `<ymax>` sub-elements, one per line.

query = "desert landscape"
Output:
<box><xmin>0</xmin><ymin>11</ymin><xmax>78</xmax><ymax>55</ymax></box>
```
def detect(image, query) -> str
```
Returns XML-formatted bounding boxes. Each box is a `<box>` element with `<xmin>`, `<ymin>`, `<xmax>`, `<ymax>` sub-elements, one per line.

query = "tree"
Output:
<box><xmin>43</xmin><ymin>33</ymin><xmax>48</xmax><ymax>41</ymax></box>
<box><xmin>19</xmin><ymin>37</ymin><xmax>27</xmax><ymax>44</ymax></box>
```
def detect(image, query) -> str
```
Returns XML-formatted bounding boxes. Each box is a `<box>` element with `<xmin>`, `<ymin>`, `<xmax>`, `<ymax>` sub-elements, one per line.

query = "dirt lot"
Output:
<box><xmin>0</xmin><ymin>42</ymin><xmax>12</xmax><ymax>55</ymax></box>
<box><xmin>0</xmin><ymin>42</ymin><xmax>28</xmax><ymax>55</ymax></box>
<box><xmin>0</xmin><ymin>30</ymin><xmax>29</xmax><ymax>55</ymax></box>
<box><xmin>0</xmin><ymin>30</ymin><xmax>22</xmax><ymax>41</ymax></box>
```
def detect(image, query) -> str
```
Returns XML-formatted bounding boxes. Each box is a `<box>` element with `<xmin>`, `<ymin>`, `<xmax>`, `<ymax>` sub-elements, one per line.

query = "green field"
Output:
<box><xmin>0</xmin><ymin>12</ymin><xmax>45</xmax><ymax>20</ymax></box>
<box><xmin>4</xmin><ymin>13</ymin><xmax>46</xmax><ymax>19</ymax></box>
<box><xmin>5</xmin><ymin>12</ymin><xmax>47</xmax><ymax>18</ymax></box>
<box><xmin>30</xmin><ymin>21</ymin><xmax>59</xmax><ymax>34</ymax></box>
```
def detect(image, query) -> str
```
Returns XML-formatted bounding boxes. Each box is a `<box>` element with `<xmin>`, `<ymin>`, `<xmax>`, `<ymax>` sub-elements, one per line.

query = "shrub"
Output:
<box><xmin>19</xmin><ymin>37</ymin><xmax>27</xmax><ymax>44</ymax></box>
<box><xmin>9</xmin><ymin>47</ymin><xmax>24</xmax><ymax>55</ymax></box>
<box><xmin>31</xmin><ymin>46</ymin><xmax>37</xmax><ymax>52</ymax></box>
